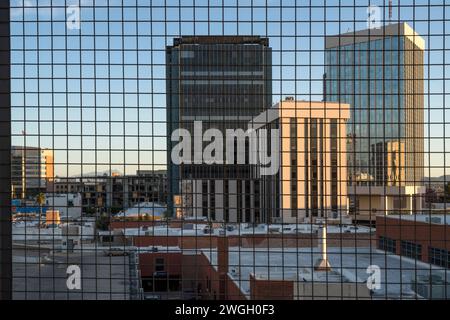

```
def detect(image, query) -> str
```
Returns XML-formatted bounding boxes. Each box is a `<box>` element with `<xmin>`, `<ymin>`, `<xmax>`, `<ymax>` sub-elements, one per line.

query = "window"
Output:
<box><xmin>393</xmin><ymin>197</ymin><xmax>407</xmax><ymax>209</ymax></box>
<box><xmin>401</xmin><ymin>241</ymin><xmax>422</xmax><ymax>260</ymax></box>
<box><xmin>379</xmin><ymin>236</ymin><xmax>397</xmax><ymax>254</ymax></box>
<box><xmin>428</xmin><ymin>247</ymin><xmax>450</xmax><ymax>268</ymax></box>
<box><xmin>155</xmin><ymin>258</ymin><xmax>165</xmax><ymax>272</ymax></box>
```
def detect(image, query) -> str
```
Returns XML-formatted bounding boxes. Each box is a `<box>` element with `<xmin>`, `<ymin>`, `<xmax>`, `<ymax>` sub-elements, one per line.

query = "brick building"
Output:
<box><xmin>376</xmin><ymin>214</ymin><xmax>450</xmax><ymax>268</ymax></box>
<box><xmin>135</xmin><ymin>225</ymin><xmax>437</xmax><ymax>299</ymax></box>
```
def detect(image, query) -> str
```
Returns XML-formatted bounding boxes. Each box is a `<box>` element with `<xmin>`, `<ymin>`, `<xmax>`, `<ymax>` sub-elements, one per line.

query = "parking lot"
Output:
<box><xmin>13</xmin><ymin>247</ymin><xmax>130</xmax><ymax>300</ymax></box>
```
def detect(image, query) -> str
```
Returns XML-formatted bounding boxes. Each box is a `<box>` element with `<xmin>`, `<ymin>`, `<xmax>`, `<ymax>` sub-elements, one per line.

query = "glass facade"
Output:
<box><xmin>325</xmin><ymin>31</ymin><xmax>423</xmax><ymax>187</ymax></box>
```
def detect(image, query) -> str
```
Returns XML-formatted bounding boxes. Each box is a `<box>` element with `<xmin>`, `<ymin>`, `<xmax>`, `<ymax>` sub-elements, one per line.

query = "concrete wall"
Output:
<box><xmin>294</xmin><ymin>281</ymin><xmax>371</xmax><ymax>300</ymax></box>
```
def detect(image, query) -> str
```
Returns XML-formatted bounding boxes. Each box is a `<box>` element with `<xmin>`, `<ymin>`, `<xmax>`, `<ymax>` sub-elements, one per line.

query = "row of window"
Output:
<box><xmin>429</xmin><ymin>247</ymin><xmax>450</xmax><ymax>269</ymax></box>
<box><xmin>378</xmin><ymin>236</ymin><xmax>397</xmax><ymax>254</ymax></box>
<box><xmin>379</xmin><ymin>236</ymin><xmax>449</xmax><ymax>268</ymax></box>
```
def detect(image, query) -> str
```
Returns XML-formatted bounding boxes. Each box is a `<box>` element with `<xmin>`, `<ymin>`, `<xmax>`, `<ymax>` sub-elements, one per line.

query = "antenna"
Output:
<box><xmin>389</xmin><ymin>0</ymin><xmax>393</xmax><ymax>22</ymax></box>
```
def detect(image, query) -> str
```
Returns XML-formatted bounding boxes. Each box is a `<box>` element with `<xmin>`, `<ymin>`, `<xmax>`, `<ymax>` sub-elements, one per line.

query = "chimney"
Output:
<box><xmin>217</xmin><ymin>234</ymin><xmax>229</xmax><ymax>299</ymax></box>
<box><xmin>217</xmin><ymin>235</ymin><xmax>228</xmax><ymax>274</ymax></box>
<box><xmin>314</xmin><ymin>225</ymin><xmax>332</xmax><ymax>271</ymax></box>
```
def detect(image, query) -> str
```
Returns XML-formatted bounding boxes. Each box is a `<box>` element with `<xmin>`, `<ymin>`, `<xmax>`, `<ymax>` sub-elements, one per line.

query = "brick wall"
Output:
<box><xmin>376</xmin><ymin>215</ymin><xmax>450</xmax><ymax>263</ymax></box>
<box><xmin>132</xmin><ymin>232</ymin><xmax>374</xmax><ymax>249</ymax></box>
<box><xmin>139</xmin><ymin>252</ymin><xmax>183</xmax><ymax>277</ymax></box>
<box><xmin>327</xmin><ymin>232</ymin><xmax>377</xmax><ymax>247</ymax></box>
<box><xmin>249</xmin><ymin>274</ymin><xmax>294</xmax><ymax>300</ymax></box>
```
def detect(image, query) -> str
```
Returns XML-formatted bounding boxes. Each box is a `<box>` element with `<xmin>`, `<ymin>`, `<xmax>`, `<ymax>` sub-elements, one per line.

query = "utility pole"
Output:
<box><xmin>0</xmin><ymin>1</ymin><xmax>11</xmax><ymax>300</ymax></box>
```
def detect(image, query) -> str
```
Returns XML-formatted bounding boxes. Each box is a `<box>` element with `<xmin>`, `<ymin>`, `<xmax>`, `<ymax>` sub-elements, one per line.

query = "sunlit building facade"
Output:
<box><xmin>11</xmin><ymin>146</ymin><xmax>54</xmax><ymax>199</ymax></box>
<box><xmin>251</xmin><ymin>99</ymin><xmax>350</xmax><ymax>224</ymax></box>
<box><xmin>325</xmin><ymin>23</ymin><xmax>425</xmax><ymax>223</ymax></box>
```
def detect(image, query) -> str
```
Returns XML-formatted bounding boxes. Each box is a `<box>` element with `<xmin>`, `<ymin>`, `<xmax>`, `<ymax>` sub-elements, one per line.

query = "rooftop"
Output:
<box><xmin>115</xmin><ymin>202</ymin><xmax>166</xmax><ymax>218</ymax></box>
<box><xmin>123</xmin><ymin>223</ymin><xmax>373</xmax><ymax>237</ymax></box>
<box><xmin>325</xmin><ymin>22</ymin><xmax>425</xmax><ymax>50</ymax></box>
<box><xmin>384</xmin><ymin>214</ymin><xmax>450</xmax><ymax>226</ymax></box>
<box><xmin>250</xmin><ymin>100</ymin><xmax>350</xmax><ymax>130</ymax></box>
<box><xmin>171</xmin><ymin>36</ymin><xmax>269</xmax><ymax>47</ymax></box>
<box><xmin>202</xmin><ymin>246</ymin><xmax>450</xmax><ymax>299</ymax></box>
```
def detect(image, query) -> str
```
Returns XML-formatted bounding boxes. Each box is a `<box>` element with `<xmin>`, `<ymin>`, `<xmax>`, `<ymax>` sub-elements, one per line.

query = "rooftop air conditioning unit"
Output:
<box><xmin>269</xmin><ymin>227</ymin><xmax>281</xmax><ymax>234</ymax></box>
<box><xmin>272</xmin><ymin>217</ymin><xmax>282</xmax><ymax>224</ymax></box>
<box><xmin>230</xmin><ymin>267</ymin><xmax>240</xmax><ymax>277</ymax></box>
<box><xmin>411</xmin><ymin>274</ymin><xmax>450</xmax><ymax>299</ymax></box>
<box><xmin>226</xmin><ymin>225</ymin><xmax>235</xmax><ymax>232</ymax></box>
<box><xmin>425</xmin><ymin>217</ymin><xmax>442</xmax><ymax>224</ymax></box>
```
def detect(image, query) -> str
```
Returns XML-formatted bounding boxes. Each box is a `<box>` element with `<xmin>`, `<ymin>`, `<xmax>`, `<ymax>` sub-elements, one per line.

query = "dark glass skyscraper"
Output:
<box><xmin>325</xmin><ymin>23</ymin><xmax>425</xmax><ymax>223</ymax></box>
<box><xmin>166</xmin><ymin>36</ymin><xmax>272</xmax><ymax>221</ymax></box>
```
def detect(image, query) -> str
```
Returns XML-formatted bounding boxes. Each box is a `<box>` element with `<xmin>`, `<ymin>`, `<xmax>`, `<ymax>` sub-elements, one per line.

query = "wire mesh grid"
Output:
<box><xmin>0</xmin><ymin>0</ymin><xmax>448</xmax><ymax>301</ymax></box>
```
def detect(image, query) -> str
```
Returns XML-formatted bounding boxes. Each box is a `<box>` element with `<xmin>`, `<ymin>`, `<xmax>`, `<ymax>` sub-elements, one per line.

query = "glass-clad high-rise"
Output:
<box><xmin>325</xmin><ymin>23</ymin><xmax>425</xmax><ymax>223</ymax></box>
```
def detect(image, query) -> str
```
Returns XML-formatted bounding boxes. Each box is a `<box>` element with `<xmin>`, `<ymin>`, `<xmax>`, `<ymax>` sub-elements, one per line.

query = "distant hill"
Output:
<box><xmin>70</xmin><ymin>169</ymin><xmax>123</xmax><ymax>177</ymax></box>
<box><xmin>423</xmin><ymin>175</ymin><xmax>450</xmax><ymax>183</ymax></box>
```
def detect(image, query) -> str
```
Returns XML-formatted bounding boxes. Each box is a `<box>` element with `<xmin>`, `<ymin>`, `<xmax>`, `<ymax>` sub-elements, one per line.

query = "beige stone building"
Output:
<box><xmin>250</xmin><ymin>99</ymin><xmax>350</xmax><ymax>223</ymax></box>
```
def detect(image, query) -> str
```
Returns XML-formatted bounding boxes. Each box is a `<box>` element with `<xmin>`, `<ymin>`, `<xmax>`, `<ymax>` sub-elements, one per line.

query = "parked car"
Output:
<box><xmin>104</xmin><ymin>248</ymin><xmax>129</xmax><ymax>257</ymax></box>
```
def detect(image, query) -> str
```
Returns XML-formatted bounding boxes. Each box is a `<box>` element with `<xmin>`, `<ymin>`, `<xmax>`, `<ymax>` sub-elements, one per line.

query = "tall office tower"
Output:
<box><xmin>11</xmin><ymin>146</ymin><xmax>54</xmax><ymax>199</ymax></box>
<box><xmin>325</xmin><ymin>23</ymin><xmax>425</xmax><ymax>224</ymax></box>
<box><xmin>166</xmin><ymin>36</ymin><xmax>272</xmax><ymax>222</ymax></box>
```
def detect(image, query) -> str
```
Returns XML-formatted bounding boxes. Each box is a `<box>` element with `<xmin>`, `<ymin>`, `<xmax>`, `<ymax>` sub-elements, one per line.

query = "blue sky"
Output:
<box><xmin>9</xmin><ymin>0</ymin><xmax>450</xmax><ymax>177</ymax></box>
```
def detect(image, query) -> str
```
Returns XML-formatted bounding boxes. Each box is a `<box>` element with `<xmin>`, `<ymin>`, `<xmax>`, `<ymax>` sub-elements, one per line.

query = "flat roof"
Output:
<box><xmin>384</xmin><ymin>214</ymin><xmax>450</xmax><ymax>226</ymax></box>
<box><xmin>170</xmin><ymin>36</ymin><xmax>269</xmax><ymax>47</ymax></box>
<box><xmin>203</xmin><ymin>246</ymin><xmax>450</xmax><ymax>299</ymax></box>
<box><xmin>325</xmin><ymin>22</ymin><xmax>425</xmax><ymax>50</ymax></box>
<box><xmin>249</xmin><ymin>100</ymin><xmax>351</xmax><ymax>130</ymax></box>
<box><xmin>123</xmin><ymin>223</ymin><xmax>373</xmax><ymax>237</ymax></box>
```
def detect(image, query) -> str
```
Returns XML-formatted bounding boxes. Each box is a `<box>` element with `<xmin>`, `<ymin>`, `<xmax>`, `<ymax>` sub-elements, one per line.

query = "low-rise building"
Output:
<box><xmin>49</xmin><ymin>170</ymin><xmax>167</xmax><ymax>214</ymax></box>
<box><xmin>137</xmin><ymin>240</ymin><xmax>448</xmax><ymax>300</ymax></box>
<box><xmin>350</xmin><ymin>185</ymin><xmax>425</xmax><ymax>225</ymax></box>
<box><xmin>376</xmin><ymin>214</ymin><xmax>450</xmax><ymax>268</ymax></box>
<box><xmin>45</xmin><ymin>193</ymin><xmax>82</xmax><ymax>220</ymax></box>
